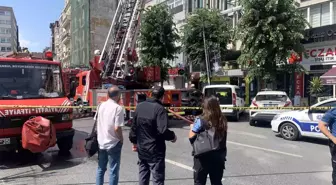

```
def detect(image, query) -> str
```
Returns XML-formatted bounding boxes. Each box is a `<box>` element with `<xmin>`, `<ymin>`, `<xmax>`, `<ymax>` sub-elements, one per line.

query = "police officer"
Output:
<box><xmin>318</xmin><ymin>108</ymin><xmax>336</xmax><ymax>185</ymax></box>
<box><xmin>129</xmin><ymin>86</ymin><xmax>177</xmax><ymax>185</ymax></box>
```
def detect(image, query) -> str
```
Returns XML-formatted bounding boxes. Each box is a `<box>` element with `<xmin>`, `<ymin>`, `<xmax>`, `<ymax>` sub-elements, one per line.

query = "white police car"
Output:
<box><xmin>271</xmin><ymin>98</ymin><xmax>336</xmax><ymax>141</ymax></box>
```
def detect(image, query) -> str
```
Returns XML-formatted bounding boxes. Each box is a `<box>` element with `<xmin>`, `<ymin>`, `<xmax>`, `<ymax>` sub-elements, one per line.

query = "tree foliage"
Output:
<box><xmin>237</xmin><ymin>0</ymin><xmax>309</xmax><ymax>82</ymax></box>
<box><xmin>182</xmin><ymin>8</ymin><xmax>231</xmax><ymax>72</ymax></box>
<box><xmin>138</xmin><ymin>4</ymin><xmax>180</xmax><ymax>85</ymax></box>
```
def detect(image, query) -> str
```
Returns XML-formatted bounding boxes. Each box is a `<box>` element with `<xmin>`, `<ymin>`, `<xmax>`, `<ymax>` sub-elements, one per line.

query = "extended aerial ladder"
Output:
<box><xmin>99</xmin><ymin>0</ymin><xmax>145</xmax><ymax>80</ymax></box>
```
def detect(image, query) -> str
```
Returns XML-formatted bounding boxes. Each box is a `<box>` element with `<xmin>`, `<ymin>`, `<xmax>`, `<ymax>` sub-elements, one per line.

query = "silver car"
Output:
<box><xmin>249</xmin><ymin>90</ymin><xmax>292</xmax><ymax>126</ymax></box>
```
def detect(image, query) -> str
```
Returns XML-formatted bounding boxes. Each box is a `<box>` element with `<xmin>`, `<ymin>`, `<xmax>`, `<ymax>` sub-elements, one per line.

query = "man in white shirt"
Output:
<box><xmin>96</xmin><ymin>86</ymin><xmax>125</xmax><ymax>185</ymax></box>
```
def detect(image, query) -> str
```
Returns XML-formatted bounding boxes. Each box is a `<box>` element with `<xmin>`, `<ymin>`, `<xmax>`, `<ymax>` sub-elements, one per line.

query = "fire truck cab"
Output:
<box><xmin>0</xmin><ymin>51</ymin><xmax>75</xmax><ymax>152</ymax></box>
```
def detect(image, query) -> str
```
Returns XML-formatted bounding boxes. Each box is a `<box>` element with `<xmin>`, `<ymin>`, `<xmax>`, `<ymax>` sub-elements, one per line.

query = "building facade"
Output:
<box><xmin>298</xmin><ymin>0</ymin><xmax>336</xmax><ymax>102</ymax></box>
<box><xmin>0</xmin><ymin>6</ymin><xmax>19</xmax><ymax>56</ymax></box>
<box><xmin>145</xmin><ymin>0</ymin><xmax>187</xmax><ymax>67</ymax></box>
<box><xmin>59</xmin><ymin>0</ymin><xmax>71</xmax><ymax>67</ymax></box>
<box><xmin>49</xmin><ymin>20</ymin><xmax>61</xmax><ymax>61</ymax></box>
<box><xmin>68</xmin><ymin>0</ymin><xmax>118</xmax><ymax>67</ymax></box>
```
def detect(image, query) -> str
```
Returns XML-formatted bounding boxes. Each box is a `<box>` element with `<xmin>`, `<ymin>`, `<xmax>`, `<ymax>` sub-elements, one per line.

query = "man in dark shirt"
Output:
<box><xmin>129</xmin><ymin>86</ymin><xmax>177</xmax><ymax>185</ymax></box>
<box><xmin>318</xmin><ymin>108</ymin><xmax>336</xmax><ymax>185</ymax></box>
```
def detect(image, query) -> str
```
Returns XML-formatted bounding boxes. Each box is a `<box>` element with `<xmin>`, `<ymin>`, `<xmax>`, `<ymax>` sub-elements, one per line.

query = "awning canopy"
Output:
<box><xmin>321</xmin><ymin>67</ymin><xmax>336</xmax><ymax>85</ymax></box>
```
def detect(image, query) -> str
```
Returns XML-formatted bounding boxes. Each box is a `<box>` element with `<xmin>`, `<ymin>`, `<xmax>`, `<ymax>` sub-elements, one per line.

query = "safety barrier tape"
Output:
<box><xmin>0</xmin><ymin>105</ymin><xmax>334</xmax><ymax>110</ymax></box>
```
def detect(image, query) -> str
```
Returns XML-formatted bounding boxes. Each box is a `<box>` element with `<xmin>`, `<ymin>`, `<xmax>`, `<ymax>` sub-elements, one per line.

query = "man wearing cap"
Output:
<box><xmin>129</xmin><ymin>86</ymin><xmax>177</xmax><ymax>185</ymax></box>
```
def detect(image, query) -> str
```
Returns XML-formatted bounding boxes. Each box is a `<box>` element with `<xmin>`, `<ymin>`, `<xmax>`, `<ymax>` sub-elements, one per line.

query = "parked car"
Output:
<box><xmin>271</xmin><ymin>98</ymin><xmax>336</xmax><ymax>141</ymax></box>
<box><xmin>249</xmin><ymin>90</ymin><xmax>292</xmax><ymax>126</ymax></box>
<box><xmin>203</xmin><ymin>84</ymin><xmax>245</xmax><ymax>121</ymax></box>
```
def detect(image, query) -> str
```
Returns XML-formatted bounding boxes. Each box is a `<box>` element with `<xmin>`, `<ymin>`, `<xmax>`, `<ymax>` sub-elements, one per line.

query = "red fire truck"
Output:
<box><xmin>0</xmin><ymin>51</ymin><xmax>74</xmax><ymax>152</ymax></box>
<box><xmin>63</xmin><ymin>0</ymin><xmax>187</xmax><ymax>119</ymax></box>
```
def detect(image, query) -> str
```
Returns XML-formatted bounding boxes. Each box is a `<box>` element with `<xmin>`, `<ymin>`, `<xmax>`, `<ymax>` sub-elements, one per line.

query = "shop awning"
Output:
<box><xmin>321</xmin><ymin>67</ymin><xmax>336</xmax><ymax>85</ymax></box>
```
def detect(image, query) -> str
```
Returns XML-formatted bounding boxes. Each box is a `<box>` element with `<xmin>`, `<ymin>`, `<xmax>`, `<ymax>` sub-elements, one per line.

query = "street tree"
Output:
<box><xmin>138</xmin><ymin>4</ymin><xmax>180</xmax><ymax>86</ymax></box>
<box><xmin>237</xmin><ymin>0</ymin><xmax>309</xmax><ymax>86</ymax></box>
<box><xmin>182</xmin><ymin>8</ymin><xmax>231</xmax><ymax>82</ymax></box>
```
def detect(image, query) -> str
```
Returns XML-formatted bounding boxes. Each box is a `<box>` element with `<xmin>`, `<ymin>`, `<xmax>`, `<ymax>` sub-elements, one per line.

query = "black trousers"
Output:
<box><xmin>329</xmin><ymin>141</ymin><xmax>336</xmax><ymax>185</ymax></box>
<box><xmin>138</xmin><ymin>157</ymin><xmax>165</xmax><ymax>185</ymax></box>
<box><xmin>193</xmin><ymin>152</ymin><xmax>225</xmax><ymax>185</ymax></box>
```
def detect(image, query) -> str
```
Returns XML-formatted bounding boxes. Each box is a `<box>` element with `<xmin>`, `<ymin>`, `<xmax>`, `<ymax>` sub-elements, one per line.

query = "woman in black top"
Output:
<box><xmin>189</xmin><ymin>96</ymin><xmax>228</xmax><ymax>185</ymax></box>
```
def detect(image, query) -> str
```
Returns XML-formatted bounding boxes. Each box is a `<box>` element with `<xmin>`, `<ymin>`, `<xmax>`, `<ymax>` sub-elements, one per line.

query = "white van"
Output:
<box><xmin>202</xmin><ymin>84</ymin><xmax>245</xmax><ymax>121</ymax></box>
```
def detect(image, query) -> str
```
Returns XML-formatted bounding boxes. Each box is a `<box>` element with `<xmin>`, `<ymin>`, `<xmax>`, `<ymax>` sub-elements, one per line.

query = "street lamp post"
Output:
<box><xmin>190</xmin><ymin>13</ymin><xmax>211</xmax><ymax>85</ymax></box>
<box><xmin>202</xmin><ymin>25</ymin><xmax>211</xmax><ymax>85</ymax></box>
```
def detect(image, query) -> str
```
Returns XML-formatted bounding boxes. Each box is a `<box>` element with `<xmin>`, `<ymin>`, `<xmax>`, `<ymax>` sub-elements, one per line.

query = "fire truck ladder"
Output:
<box><xmin>100</xmin><ymin>0</ymin><xmax>145</xmax><ymax>79</ymax></box>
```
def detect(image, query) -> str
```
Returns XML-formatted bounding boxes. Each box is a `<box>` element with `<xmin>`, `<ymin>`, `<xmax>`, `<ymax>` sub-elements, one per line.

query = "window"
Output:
<box><xmin>4</xmin><ymin>11</ymin><xmax>10</xmax><ymax>16</ymax></box>
<box><xmin>175</xmin><ymin>0</ymin><xmax>183</xmax><ymax>7</ymax></box>
<box><xmin>255</xmin><ymin>94</ymin><xmax>287</xmax><ymax>102</ymax></box>
<box><xmin>333</xmin><ymin>2</ymin><xmax>336</xmax><ymax>24</ymax></box>
<box><xmin>310</xmin><ymin>4</ymin><xmax>321</xmax><ymax>27</ymax></box>
<box><xmin>301</xmin><ymin>8</ymin><xmax>308</xmax><ymax>21</ymax></box>
<box><xmin>204</xmin><ymin>87</ymin><xmax>233</xmax><ymax>105</ymax></box>
<box><xmin>321</xmin><ymin>2</ymin><xmax>330</xmax><ymax>26</ymax></box>
<box><xmin>82</xmin><ymin>75</ymin><xmax>86</xmax><ymax>85</ymax></box>
<box><xmin>6</xmin><ymin>38</ymin><xmax>11</xmax><ymax>43</ymax></box>
<box><xmin>317</xmin><ymin>101</ymin><xmax>336</xmax><ymax>107</ymax></box>
<box><xmin>0</xmin><ymin>62</ymin><xmax>64</xmax><ymax>99</ymax></box>
<box><xmin>0</xmin><ymin>38</ymin><xmax>5</xmax><ymax>43</ymax></box>
<box><xmin>6</xmin><ymin>47</ymin><xmax>11</xmax><ymax>52</ymax></box>
<box><xmin>6</xmin><ymin>20</ymin><xmax>10</xmax><ymax>25</ymax></box>
<box><xmin>5</xmin><ymin>29</ymin><xmax>10</xmax><ymax>34</ymax></box>
<box><xmin>227</xmin><ymin>0</ymin><xmax>234</xmax><ymax>9</ymax></box>
<box><xmin>0</xmin><ymin>11</ymin><xmax>4</xmax><ymax>16</ymax></box>
<box><xmin>0</xmin><ymin>47</ymin><xmax>5</xmax><ymax>52</ymax></box>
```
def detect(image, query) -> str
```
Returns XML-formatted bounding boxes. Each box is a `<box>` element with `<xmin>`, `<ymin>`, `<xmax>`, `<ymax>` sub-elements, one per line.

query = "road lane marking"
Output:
<box><xmin>165</xmin><ymin>158</ymin><xmax>193</xmax><ymax>171</ymax></box>
<box><xmin>228</xmin><ymin>130</ymin><xmax>267</xmax><ymax>139</ymax></box>
<box><xmin>165</xmin><ymin>159</ymin><xmax>225</xmax><ymax>181</ymax></box>
<box><xmin>227</xmin><ymin>141</ymin><xmax>303</xmax><ymax>158</ymax></box>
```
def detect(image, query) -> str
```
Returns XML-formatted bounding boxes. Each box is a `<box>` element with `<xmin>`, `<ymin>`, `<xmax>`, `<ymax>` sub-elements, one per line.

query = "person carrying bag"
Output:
<box><xmin>188</xmin><ymin>96</ymin><xmax>228</xmax><ymax>185</ymax></box>
<box><xmin>85</xmin><ymin>103</ymin><xmax>102</xmax><ymax>157</ymax></box>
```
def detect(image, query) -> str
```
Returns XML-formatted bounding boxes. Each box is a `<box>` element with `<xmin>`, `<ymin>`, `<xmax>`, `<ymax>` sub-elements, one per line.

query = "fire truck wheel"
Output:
<box><xmin>57</xmin><ymin>135</ymin><xmax>73</xmax><ymax>152</ymax></box>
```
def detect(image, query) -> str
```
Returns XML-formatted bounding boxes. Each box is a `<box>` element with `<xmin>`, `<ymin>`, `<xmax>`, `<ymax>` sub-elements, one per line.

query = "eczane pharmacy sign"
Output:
<box><xmin>304</xmin><ymin>45</ymin><xmax>336</xmax><ymax>63</ymax></box>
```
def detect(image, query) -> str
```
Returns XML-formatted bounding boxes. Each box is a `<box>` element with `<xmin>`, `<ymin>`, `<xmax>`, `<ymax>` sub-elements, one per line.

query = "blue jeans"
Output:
<box><xmin>96</xmin><ymin>142</ymin><xmax>122</xmax><ymax>185</ymax></box>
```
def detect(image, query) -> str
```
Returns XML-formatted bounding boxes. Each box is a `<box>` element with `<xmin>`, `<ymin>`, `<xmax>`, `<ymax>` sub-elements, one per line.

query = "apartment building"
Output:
<box><xmin>146</xmin><ymin>0</ymin><xmax>186</xmax><ymax>67</ymax></box>
<box><xmin>0</xmin><ymin>6</ymin><xmax>19</xmax><ymax>56</ymax></box>
<box><xmin>49</xmin><ymin>20</ymin><xmax>61</xmax><ymax>61</ymax></box>
<box><xmin>59</xmin><ymin>0</ymin><xmax>71</xmax><ymax>67</ymax></box>
<box><xmin>297</xmin><ymin>0</ymin><xmax>336</xmax><ymax>100</ymax></box>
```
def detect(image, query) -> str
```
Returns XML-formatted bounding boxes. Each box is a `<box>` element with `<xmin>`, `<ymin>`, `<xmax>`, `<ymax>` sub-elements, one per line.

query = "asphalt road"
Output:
<box><xmin>0</xmin><ymin>117</ymin><xmax>333</xmax><ymax>185</ymax></box>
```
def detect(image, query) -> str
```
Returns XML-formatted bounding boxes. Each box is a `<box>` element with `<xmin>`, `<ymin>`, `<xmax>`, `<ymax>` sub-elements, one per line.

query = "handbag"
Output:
<box><xmin>84</xmin><ymin>104</ymin><xmax>101</xmax><ymax>157</ymax></box>
<box><xmin>193</xmin><ymin>119</ymin><xmax>220</xmax><ymax>157</ymax></box>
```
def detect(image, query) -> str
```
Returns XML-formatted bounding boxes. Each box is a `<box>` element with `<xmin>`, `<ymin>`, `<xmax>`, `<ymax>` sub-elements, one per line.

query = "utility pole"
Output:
<box><xmin>202</xmin><ymin>21</ymin><xmax>211</xmax><ymax>85</ymax></box>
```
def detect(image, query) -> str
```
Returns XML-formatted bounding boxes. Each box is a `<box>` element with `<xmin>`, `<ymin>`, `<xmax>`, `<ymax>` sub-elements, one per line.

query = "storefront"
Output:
<box><xmin>300</xmin><ymin>24</ymin><xmax>336</xmax><ymax>104</ymax></box>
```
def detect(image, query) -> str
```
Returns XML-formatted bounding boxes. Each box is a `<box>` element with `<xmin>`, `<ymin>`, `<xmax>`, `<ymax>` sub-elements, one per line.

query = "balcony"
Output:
<box><xmin>61</xmin><ymin>31</ymin><xmax>70</xmax><ymax>44</ymax></box>
<box><xmin>61</xmin><ymin>12</ymin><xmax>70</xmax><ymax>28</ymax></box>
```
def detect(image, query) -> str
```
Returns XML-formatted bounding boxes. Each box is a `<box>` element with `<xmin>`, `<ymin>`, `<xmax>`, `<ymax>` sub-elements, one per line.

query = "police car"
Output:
<box><xmin>271</xmin><ymin>98</ymin><xmax>336</xmax><ymax>141</ymax></box>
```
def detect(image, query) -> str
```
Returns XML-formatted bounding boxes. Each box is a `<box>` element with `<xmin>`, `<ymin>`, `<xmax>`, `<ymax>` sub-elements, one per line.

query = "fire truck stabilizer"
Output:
<box><xmin>0</xmin><ymin>51</ymin><xmax>75</xmax><ymax>152</ymax></box>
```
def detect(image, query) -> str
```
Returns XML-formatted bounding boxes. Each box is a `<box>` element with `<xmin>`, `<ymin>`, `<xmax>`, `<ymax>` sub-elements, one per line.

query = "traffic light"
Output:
<box><xmin>178</xmin><ymin>68</ymin><xmax>185</xmax><ymax>75</ymax></box>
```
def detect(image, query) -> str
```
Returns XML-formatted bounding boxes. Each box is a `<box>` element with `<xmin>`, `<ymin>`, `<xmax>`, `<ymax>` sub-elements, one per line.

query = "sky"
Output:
<box><xmin>2</xmin><ymin>0</ymin><xmax>64</xmax><ymax>52</ymax></box>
